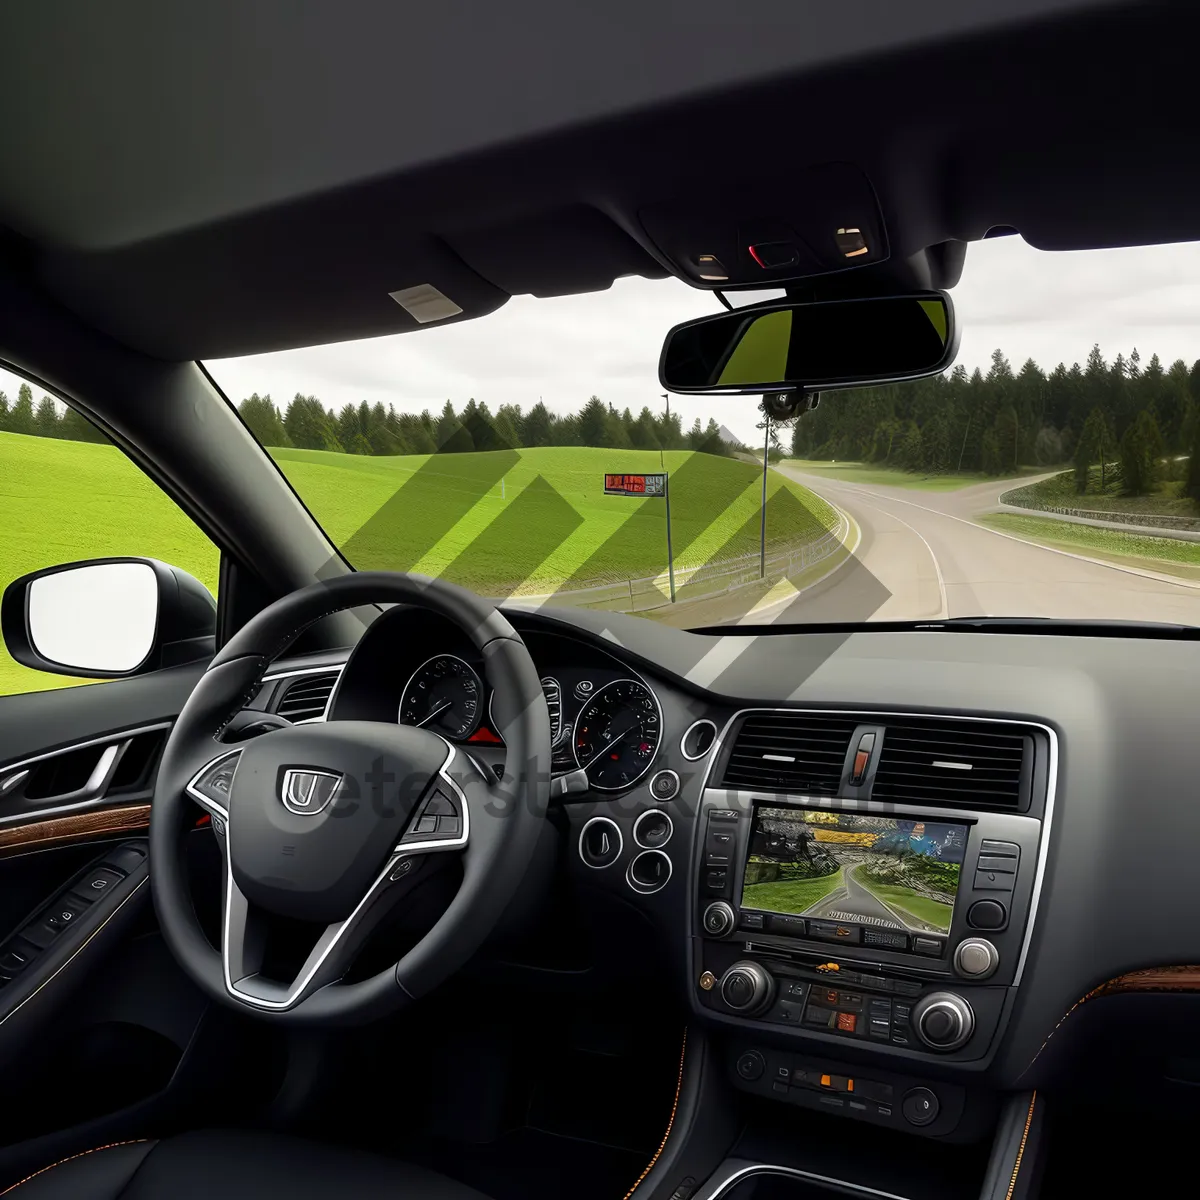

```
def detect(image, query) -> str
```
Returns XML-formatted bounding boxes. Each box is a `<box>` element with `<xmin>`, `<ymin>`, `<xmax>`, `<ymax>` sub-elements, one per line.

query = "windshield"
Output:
<box><xmin>208</xmin><ymin>238</ymin><xmax>1200</xmax><ymax>629</ymax></box>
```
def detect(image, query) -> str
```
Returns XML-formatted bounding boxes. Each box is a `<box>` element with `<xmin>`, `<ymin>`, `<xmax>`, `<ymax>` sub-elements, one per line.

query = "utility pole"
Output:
<box><xmin>957</xmin><ymin>411</ymin><xmax>972</xmax><ymax>472</ymax></box>
<box><xmin>660</xmin><ymin>393</ymin><xmax>670</xmax><ymax>469</ymax></box>
<box><xmin>760</xmin><ymin>415</ymin><xmax>771</xmax><ymax>579</ymax></box>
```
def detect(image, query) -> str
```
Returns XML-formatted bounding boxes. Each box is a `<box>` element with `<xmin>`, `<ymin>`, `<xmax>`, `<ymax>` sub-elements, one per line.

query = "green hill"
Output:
<box><xmin>1</xmin><ymin>435</ymin><xmax>837</xmax><ymax>694</ymax></box>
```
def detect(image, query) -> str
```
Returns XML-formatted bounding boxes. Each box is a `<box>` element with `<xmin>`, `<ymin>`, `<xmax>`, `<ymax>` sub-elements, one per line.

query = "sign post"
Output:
<box><xmin>603</xmin><ymin>472</ymin><xmax>675</xmax><ymax>602</ymax></box>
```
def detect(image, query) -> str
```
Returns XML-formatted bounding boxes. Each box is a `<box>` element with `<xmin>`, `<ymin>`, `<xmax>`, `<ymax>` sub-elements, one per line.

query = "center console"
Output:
<box><xmin>689</xmin><ymin>710</ymin><xmax>1054</xmax><ymax>1137</ymax></box>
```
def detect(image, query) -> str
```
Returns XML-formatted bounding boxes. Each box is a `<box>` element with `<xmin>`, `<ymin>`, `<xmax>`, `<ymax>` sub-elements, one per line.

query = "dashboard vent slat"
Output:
<box><xmin>872</xmin><ymin>719</ymin><xmax>1030</xmax><ymax>810</ymax></box>
<box><xmin>274</xmin><ymin>672</ymin><xmax>340</xmax><ymax>722</ymax></box>
<box><xmin>722</xmin><ymin>713</ymin><xmax>857</xmax><ymax>795</ymax></box>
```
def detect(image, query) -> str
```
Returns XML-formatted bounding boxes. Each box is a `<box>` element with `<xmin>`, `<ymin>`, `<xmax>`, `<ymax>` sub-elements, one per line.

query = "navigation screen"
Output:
<box><xmin>741</xmin><ymin>807</ymin><xmax>968</xmax><ymax>936</ymax></box>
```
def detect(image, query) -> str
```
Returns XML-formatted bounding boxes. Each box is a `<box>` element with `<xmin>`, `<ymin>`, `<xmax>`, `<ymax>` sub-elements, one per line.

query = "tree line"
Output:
<box><xmin>791</xmin><ymin>346</ymin><xmax>1200</xmax><ymax>499</ymax></box>
<box><xmin>238</xmin><ymin>393</ymin><xmax>739</xmax><ymax>457</ymax></box>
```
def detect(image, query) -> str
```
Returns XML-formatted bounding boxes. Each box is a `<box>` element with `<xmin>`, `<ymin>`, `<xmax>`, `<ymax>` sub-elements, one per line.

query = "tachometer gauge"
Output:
<box><xmin>399</xmin><ymin>654</ymin><xmax>482</xmax><ymax>740</ymax></box>
<box><xmin>573</xmin><ymin>679</ymin><xmax>662</xmax><ymax>792</ymax></box>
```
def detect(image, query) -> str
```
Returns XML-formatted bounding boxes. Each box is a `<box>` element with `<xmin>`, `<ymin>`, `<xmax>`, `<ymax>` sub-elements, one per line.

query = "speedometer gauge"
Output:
<box><xmin>573</xmin><ymin>679</ymin><xmax>662</xmax><ymax>792</ymax></box>
<box><xmin>399</xmin><ymin>654</ymin><xmax>482</xmax><ymax>740</ymax></box>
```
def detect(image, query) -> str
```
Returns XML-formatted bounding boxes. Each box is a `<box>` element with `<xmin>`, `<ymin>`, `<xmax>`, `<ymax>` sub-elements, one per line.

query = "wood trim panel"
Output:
<box><xmin>0</xmin><ymin>805</ymin><xmax>150</xmax><ymax>857</ymax></box>
<box><xmin>1023</xmin><ymin>963</ymin><xmax>1200</xmax><ymax>1076</ymax></box>
<box><xmin>1097</xmin><ymin>964</ymin><xmax>1200</xmax><ymax>995</ymax></box>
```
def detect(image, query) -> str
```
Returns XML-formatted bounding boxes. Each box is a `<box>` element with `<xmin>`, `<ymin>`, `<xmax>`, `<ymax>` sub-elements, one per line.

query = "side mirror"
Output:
<box><xmin>659</xmin><ymin>291</ymin><xmax>958</xmax><ymax>395</ymax></box>
<box><xmin>1</xmin><ymin>558</ymin><xmax>216</xmax><ymax>679</ymax></box>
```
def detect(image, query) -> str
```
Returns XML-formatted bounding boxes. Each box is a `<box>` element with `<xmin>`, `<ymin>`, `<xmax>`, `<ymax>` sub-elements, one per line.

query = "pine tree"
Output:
<box><xmin>34</xmin><ymin>395</ymin><xmax>61</xmax><ymax>438</ymax></box>
<box><xmin>238</xmin><ymin>394</ymin><xmax>290</xmax><ymax>446</ymax></box>
<box><xmin>284</xmin><ymin>395</ymin><xmax>341</xmax><ymax>451</ymax></box>
<box><xmin>0</xmin><ymin>390</ymin><xmax>8</xmax><ymax>431</ymax></box>
<box><xmin>9</xmin><ymin>383</ymin><xmax>35</xmax><ymax>434</ymax></box>
<box><xmin>522</xmin><ymin>402</ymin><xmax>553</xmax><ymax>447</ymax></box>
<box><xmin>577</xmin><ymin>396</ymin><xmax>609</xmax><ymax>447</ymax></box>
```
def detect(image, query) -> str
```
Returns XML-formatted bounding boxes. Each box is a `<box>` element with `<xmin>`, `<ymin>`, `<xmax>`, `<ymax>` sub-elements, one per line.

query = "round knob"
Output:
<box><xmin>954</xmin><ymin>938</ymin><xmax>999</xmax><ymax>980</ymax></box>
<box><xmin>912</xmin><ymin>992</ymin><xmax>975</xmax><ymax>1051</ymax></box>
<box><xmin>578</xmin><ymin>817</ymin><xmax>622</xmax><ymax>869</ymax></box>
<box><xmin>902</xmin><ymin>1087</ymin><xmax>940</xmax><ymax>1127</ymax></box>
<box><xmin>736</xmin><ymin>1050</ymin><xmax>765</xmax><ymax>1081</ymax></box>
<box><xmin>719</xmin><ymin>961</ymin><xmax>775</xmax><ymax>1015</ymax></box>
<box><xmin>649</xmin><ymin>770</ymin><xmax>680</xmax><ymax>801</ymax></box>
<box><xmin>702</xmin><ymin>901</ymin><xmax>736</xmax><ymax>938</ymax></box>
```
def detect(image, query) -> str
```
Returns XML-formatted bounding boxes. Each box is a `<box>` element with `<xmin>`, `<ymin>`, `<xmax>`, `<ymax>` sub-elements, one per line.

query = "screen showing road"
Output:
<box><xmin>741</xmin><ymin>807</ymin><xmax>968</xmax><ymax>936</ymax></box>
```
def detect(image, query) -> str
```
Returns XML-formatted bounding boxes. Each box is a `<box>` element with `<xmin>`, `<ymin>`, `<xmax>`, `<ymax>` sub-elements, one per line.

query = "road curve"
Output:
<box><xmin>770</xmin><ymin>465</ymin><xmax>1200</xmax><ymax>625</ymax></box>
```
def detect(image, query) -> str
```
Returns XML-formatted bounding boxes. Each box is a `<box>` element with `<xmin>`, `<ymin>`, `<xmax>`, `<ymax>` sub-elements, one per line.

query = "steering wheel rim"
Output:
<box><xmin>150</xmin><ymin>572</ymin><xmax>551</xmax><ymax>1023</ymax></box>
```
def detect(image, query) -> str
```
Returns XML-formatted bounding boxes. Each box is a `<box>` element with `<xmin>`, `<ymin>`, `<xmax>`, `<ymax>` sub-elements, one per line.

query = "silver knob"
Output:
<box><xmin>702</xmin><ymin>901</ymin><xmax>735</xmax><ymax>938</ymax></box>
<box><xmin>954</xmin><ymin>938</ymin><xmax>999</xmax><ymax>980</ymax></box>
<box><xmin>912</xmin><ymin>992</ymin><xmax>975</xmax><ymax>1051</ymax></box>
<box><xmin>719</xmin><ymin>960</ymin><xmax>775</xmax><ymax>1015</ymax></box>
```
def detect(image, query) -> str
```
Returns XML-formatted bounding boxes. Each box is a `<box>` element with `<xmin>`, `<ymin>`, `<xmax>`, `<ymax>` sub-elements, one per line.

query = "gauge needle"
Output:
<box><xmin>416</xmin><ymin>701</ymin><xmax>451</xmax><ymax>728</ymax></box>
<box><xmin>583</xmin><ymin>723</ymin><xmax>633</xmax><ymax>769</ymax></box>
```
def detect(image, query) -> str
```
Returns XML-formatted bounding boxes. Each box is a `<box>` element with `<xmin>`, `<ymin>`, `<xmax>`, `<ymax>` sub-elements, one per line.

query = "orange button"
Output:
<box><xmin>820</xmin><ymin>1074</ymin><xmax>832</xmax><ymax>1087</ymax></box>
<box><xmin>836</xmin><ymin>1012</ymin><xmax>858</xmax><ymax>1033</ymax></box>
<box><xmin>847</xmin><ymin>1079</ymin><xmax>854</xmax><ymax>1092</ymax></box>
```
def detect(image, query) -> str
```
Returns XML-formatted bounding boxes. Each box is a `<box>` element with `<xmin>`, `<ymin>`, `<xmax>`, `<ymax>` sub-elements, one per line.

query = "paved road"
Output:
<box><xmin>764</xmin><ymin>466</ymin><xmax>1200</xmax><ymax>625</ymax></box>
<box><xmin>804</xmin><ymin>865</ymin><xmax>905</xmax><ymax>930</ymax></box>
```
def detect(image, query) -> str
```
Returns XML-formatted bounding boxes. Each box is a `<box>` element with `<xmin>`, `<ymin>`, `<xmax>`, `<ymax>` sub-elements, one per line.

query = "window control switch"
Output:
<box><xmin>20</xmin><ymin>922</ymin><xmax>59</xmax><ymax>951</ymax></box>
<box><xmin>68</xmin><ymin>867</ymin><xmax>124</xmax><ymax>905</ymax></box>
<box><xmin>46</xmin><ymin>897</ymin><xmax>89</xmax><ymax>933</ymax></box>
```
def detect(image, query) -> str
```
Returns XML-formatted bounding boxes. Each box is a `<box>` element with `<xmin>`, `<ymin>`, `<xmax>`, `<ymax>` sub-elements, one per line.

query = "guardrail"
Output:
<box><xmin>511</xmin><ymin>511</ymin><xmax>850</xmax><ymax>614</ymax></box>
<box><xmin>998</xmin><ymin>486</ymin><xmax>1200</xmax><ymax>531</ymax></box>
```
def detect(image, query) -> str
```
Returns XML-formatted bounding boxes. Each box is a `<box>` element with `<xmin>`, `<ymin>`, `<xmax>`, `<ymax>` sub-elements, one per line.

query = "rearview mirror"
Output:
<box><xmin>1</xmin><ymin>558</ymin><xmax>217</xmax><ymax>678</ymax></box>
<box><xmin>659</xmin><ymin>292</ymin><xmax>957</xmax><ymax>394</ymax></box>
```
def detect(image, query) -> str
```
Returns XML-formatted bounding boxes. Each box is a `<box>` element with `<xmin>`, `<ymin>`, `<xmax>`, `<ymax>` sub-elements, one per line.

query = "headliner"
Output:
<box><xmin>0</xmin><ymin>0</ymin><xmax>1195</xmax><ymax>360</ymax></box>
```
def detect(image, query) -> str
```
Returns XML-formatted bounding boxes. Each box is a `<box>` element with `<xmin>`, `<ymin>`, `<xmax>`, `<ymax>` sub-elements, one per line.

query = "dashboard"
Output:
<box><xmin>330</xmin><ymin>608</ymin><xmax>668</xmax><ymax>794</ymax></box>
<box><xmin>254</xmin><ymin>601</ymin><xmax>1200</xmax><ymax>1140</ymax></box>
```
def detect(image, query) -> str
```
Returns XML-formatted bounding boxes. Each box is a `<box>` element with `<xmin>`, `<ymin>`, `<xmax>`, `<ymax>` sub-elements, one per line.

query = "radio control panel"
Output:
<box><xmin>693</xmin><ymin>791</ymin><xmax>1043</xmax><ymax>1063</ymax></box>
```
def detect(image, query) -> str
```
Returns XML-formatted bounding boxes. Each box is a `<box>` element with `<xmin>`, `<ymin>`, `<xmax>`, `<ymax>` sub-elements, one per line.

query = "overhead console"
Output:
<box><xmin>638</xmin><ymin>163</ymin><xmax>888</xmax><ymax>289</ymax></box>
<box><xmin>689</xmin><ymin>709</ymin><xmax>1054</xmax><ymax>1131</ymax></box>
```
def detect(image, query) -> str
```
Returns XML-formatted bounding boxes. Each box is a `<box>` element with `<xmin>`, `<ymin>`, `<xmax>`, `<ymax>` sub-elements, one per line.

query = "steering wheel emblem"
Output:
<box><xmin>280</xmin><ymin>768</ymin><xmax>342</xmax><ymax>815</ymax></box>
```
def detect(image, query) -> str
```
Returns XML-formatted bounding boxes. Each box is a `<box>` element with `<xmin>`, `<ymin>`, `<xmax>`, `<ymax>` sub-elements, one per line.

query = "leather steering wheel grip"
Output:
<box><xmin>150</xmin><ymin>572</ymin><xmax>551</xmax><ymax>1023</ymax></box>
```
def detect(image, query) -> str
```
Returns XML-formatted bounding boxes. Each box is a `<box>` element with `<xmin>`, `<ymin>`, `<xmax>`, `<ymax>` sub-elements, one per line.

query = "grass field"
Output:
<box><xmin>788</xmin><ymin>459</ymin><xmax>1042</xmax><ymax>492</ymax></box>
<box><xmin>0</xmin><ymin>432</ymin><xmax>221</xmax><ymax>696</ymax></box>
<box><xmin>853</xmin><ymin>867</ymin><xmax>954</xmax><ymax>932</ymax></box>
<box><xmin>271</xmin><ymin>445</ymin><xmax>838</xmax><ymax>592</ymax></box>
<box><xmin>1001</xmin><ymin>465</ymin><xmax>1200</xmax><ymax>518</ymax></box>
<box><xmin>979</xmin><ymin>512</ymin><xmax>1200</xmax><ymax>581</ymax></box>
<box><xmin>1</xmin><ymin>435</ymin><xmax>838</xmax><ymax>695</ymax></box>
<box><xmin>740</xmin><ymin>866</ymin><xmax>844</xmax><ymax>914</ymax></box>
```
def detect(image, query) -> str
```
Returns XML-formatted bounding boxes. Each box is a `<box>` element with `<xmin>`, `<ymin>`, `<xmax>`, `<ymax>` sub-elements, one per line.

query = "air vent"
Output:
<box><xmin>541</xmin><ymin>677</ymin><xmax>562</xmax><ymax>743</ymax></box>
<box><xmin>274</xmin><ymin>672</ymin><xmax>340</xmax><ymax>722</ymax></box>
<box><xmin>722</xmin><ymin>713</ymin><xmax>858</xmax><ymax>794</ymax></box>
<box><xmin>871</xmin><ymin>719</ymin><xmax>1030</xmax><ymax>810</ymax></box>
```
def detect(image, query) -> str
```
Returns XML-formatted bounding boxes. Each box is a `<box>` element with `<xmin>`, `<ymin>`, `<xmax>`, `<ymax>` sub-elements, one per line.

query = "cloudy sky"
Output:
<box><xmin>206</xmin><ymin>236</ymin><xmax>1200</xmax><ymax>447</ymax></box>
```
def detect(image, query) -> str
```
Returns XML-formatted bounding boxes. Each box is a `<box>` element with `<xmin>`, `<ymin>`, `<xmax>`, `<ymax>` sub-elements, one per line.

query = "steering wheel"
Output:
<box><xmin>150</xmin><ymin>573</ymin><xmax>550</xmax><ymax>1023</ymax></box>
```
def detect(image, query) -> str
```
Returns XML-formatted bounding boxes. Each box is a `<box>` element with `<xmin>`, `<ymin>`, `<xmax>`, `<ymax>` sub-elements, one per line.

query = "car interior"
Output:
<box><xmin>1</xmin><ymin>3</ymin><xmax>1198</xmax><ymax>1198</ymax></box>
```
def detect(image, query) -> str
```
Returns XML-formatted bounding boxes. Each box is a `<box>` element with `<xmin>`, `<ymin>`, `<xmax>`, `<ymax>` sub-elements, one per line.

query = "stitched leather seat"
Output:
<box><xmin>5</xmin><ymin>1131</ymin><xmax>492</xmax><ymax>1198</ymax></box>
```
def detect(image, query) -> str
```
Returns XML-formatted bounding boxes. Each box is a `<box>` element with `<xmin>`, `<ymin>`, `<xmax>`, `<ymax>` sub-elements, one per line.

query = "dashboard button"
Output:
<box><xmin>967</xmin><ymin>899</ymin><xmax>1008</xmax><ymax>929</ymax></box>
<box><xmin>768</xmin><ymin>914</ymin><xmax>806</xmax><ymax>936</ymax></box>
<box><xmin>913</xmin><ymin>937</ymin><xmax>943</xmax><ymax>956</ymax></box>
<box><xmin>738</xmin><ymin>912</ymin><xmax>765</xmax><ymax>931</ymax></box>
<box><xmin>808</xmin><ymin>920</ymin><xmax>861</xmax><ymax>945</ymax></box>
<box><xmin>974</xmin><ymin>869</ymin><xmax>1015</xmax><ymax>892</ymax></box>
<box><xmin>902</xmin><ymin>1088</ymin><xmax>940</xmax><ymax>1127</ymax></box>
<box><xmin>976</xmin><ymin>855</ymin><xmax>1017</xmax><ymax>873</ymax></box>
<box><xmin>735</xmin><ymin>1051</ymin><xmax>765</xmax><ymax>1081</ymax></box>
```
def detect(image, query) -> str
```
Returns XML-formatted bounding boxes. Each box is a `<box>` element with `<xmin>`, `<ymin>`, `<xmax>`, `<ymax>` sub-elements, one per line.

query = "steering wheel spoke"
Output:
<box><xmin>393</xmin><ymin>743</ymin><xmax>471</xmax><ymax>856</ymax></box>
<box><xmin>185</xmin><ymin>747</ymin><xmax>242</xmax><ymax>834</ymax></box>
